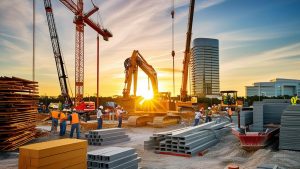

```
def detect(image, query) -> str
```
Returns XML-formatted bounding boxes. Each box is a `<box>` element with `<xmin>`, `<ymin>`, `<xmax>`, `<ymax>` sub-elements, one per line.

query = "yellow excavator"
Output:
<box><xmin>117</xmin><ymin>50</ymin><xmax>181</xmax><ymax>127</ymax></box>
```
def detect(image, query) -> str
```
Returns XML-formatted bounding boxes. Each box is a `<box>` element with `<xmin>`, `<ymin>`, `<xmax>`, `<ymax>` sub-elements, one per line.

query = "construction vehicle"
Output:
<box><xmin>119</xmin><ymin>50</ymin><xmax>181</xmax><ymax>127</ymax></box>
<box><xmin>44</xmin><ymin>0</ymin><xmax>96</xmax><ymax>120</ymax></box>
<box><xmin>44</xmin><ymin>0</ymin><xmax>72</xmax><ymax>107</ymax></box>
<box><xmin>175</xmin><ymin>0</ymin><xmax>198</xmax><ymax>113</ymax></box>
<box><xmin>220</xmin><ymin>90</ymin><xmax>243</xmax><ymax>111</ymax></box>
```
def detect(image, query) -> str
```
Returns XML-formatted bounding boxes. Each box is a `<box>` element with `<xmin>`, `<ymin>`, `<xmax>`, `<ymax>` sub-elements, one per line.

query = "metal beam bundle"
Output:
<box><xmin>85</xmin><ymin>128</ymin><xmax>130</xmax><ymax>146</ymax></box>
<box><xmin>144</xmin><ymin>121</ymin><xmax>230</xmax><ymax>156</ymax></box>
<box><xmin>87</xmin><ymin>147</ymin><xmax>141</xmax><ymax>169</ymax></box>
<box><xmin>279</xmin><ymin>105</ymin><xmax>300</xmax><ymax>151</ymax></box>
<box><xmin>0</xmin><ymin>76</ymin><xmax>38</xmax><ymax>151</ymax></box>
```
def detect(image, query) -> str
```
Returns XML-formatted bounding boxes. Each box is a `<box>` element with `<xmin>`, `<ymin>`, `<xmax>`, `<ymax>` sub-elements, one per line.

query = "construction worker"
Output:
<box><xmin>205</xmin><ymin>107</ymin><xmax>212</xmax><ymax>123</ymax></box>
<box><xmin>59</xmin><ymin>109</ymin><xmax>67</xmax><ymax>136</ymax></box>
<box><xmin>69</xmin><ymin>109</ymin><xmax>80</xmax><ymax>139</ymax></box>
<box><xmin>194</xmin><ymin>108</ymin><xmax>201</xmax><ymax>126</ymax></box>
<box><xmin>116</xmin><ymin>106</ymin><xmax>123</xmax><ymax>128</ymax></box>
<box><xmin>97</xmin><ymin>106</ymin><xmax>104</xmax><ymax>129</ymax></box>
<box><xmin>51</xmin><ymin>108</ymin><xmax>59</xmax><ymax>133</ymax></box>
<box><xmin>227</xmin><ymin>107</ymin><xmax>233</xmax><ymax>123</ymax></box>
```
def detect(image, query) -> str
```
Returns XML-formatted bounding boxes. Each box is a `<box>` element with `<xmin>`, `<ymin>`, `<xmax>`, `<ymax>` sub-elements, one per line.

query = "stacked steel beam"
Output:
<box><xmin>85</xmin><ymin>128</ymin><xmax>130</xmax><ymax>146</ymax></box>
<box><xmin>0</xmin><ymin>76</ymin><xmax>38</xmax><ymax>151</ymax></box>
<box><xmin>87</xmin><ymin>147</ymin><xmax>141</xmax><ymax>169</ymax></box>
<box><xmin>279</xmin><ymin>105</ymin><xmax>300</xmax><ymax>151</ymax></box>
<box><xmin>145</xmin><ymin>121</ymin><xmax>230</xmax><ymax>156</ymax></box>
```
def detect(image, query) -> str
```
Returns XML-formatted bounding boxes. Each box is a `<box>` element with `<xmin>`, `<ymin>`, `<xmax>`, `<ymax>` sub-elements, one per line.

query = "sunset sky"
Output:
<box><xmin>1</xmin><ymin>0</ymin><xmax>300</xmax><ymax>97</ymax></box>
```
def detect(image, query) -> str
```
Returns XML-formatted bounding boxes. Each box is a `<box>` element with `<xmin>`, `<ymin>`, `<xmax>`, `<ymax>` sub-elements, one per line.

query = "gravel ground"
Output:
<box><xmin>1</xmin><ymin>124</ymin><xmax>300</xmax><ymax>169</ymax></box>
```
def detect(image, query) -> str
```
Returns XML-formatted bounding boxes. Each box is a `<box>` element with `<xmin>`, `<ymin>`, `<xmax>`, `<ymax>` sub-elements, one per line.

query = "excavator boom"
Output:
<box><xmin>123</xmin><ymin>50</ymin><xmax>158</xmax><ymax>98</ymax></box>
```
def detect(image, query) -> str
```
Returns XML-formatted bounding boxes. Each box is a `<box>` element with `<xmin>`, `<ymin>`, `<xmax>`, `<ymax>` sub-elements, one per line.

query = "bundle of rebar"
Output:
<box><xmin>0</xmin><ymin>76</ymin><xmax>38</xmax><ymax>151</ymax></box>
<box><xmin>279</xmin><ymin>105</ymin><xmax>300</xmax><ymax>151</ymax></box>
<box><xmin>85</xmin><ymin>128</ymin><xmax>130</xmax><ymax>146</ymax></box>
<box><xmin>87</xmin><ymin>147</ymin><xmax>141</xmax><ymax>169</ymax></box>
<box><xmin>144</xmin><ymin>121</ymin><xmax>230</xmax><ymax>156</ymax></box>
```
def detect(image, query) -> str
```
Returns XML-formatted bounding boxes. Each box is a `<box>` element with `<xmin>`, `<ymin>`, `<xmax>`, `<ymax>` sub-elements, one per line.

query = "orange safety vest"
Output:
<box><xmin>52</xmin><ymin>111</ymin><xmax>59</xmax><ymax>119</ymax></box>
<box><xmin>228</xmin><ymin>109</ymin><xmax>233</xmax><ymax>116</ymax></box>
<box><xmin>59</xmin><ymin>113</ymin><xmax>66</xmax><ymax>122</ymax></box>
<box><xmin>71</xmin><ymin>113</ymin><xmax>79</xmax><ymax>124</ymax></box>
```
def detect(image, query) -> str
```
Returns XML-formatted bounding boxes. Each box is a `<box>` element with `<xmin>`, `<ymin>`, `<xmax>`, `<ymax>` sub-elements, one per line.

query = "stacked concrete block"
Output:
<box><xmin>240</xmin><ymin>109</ymin><xmax>253</xmax><ymax>127</ymax></box>
<box><xmin>87</xmin><ymin>147</ymin><xmax>141</xmax><ymax>169</ymax></box>
<box><xmin>19</xmin><ymin>138</ymin><xmax>87</xmax><ymax>169</ymax></box>
<box><xmin>145</xmin><ymin>121</ymin><xmax>230</xmax><ymax>156</ymax></box>
<box><xmin>85</xmin><ymin>128</ymin><xmax>130</xmax><ymax>146</ymax></box>
<box><xmin>279</xmin><ymin>105</ymin><xmax>300</xmax><ymax>151</ymax></box>
<box><xmin>252</xmin><ymin>99</ymin><xmax>289</xmax><ymax>132</ymax></box>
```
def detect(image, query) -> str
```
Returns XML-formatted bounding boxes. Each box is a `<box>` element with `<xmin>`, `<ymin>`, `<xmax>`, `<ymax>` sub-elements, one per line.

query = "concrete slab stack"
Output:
<box><xmin>0</xmin><ymin>77</ymin><xmax>38</xmax><ymax>151</ymax></box>
<box><xmin>240</xmin><ymin>109</ymin><xmax>253</xmax><ymax>127</ymax></box>
<box><xmin>87</xmin><ymin>147</ymin><xmax>141</xmax><ymax>169</ymax></box>
<box><xmin>145</xmin><ymin>121</ymin><xmax>230</xmax><ymax>156</ymax></box>
<box><xmin>19</xmin><ymin>138</ymin><xmax>87</xmax><ymax>169</ymax></box>
<box><xmin>279</xmin><ymin>105</ymin><xmax>300</xmax><ymax>151</ymax></box>
<box><xmin>252</xmin><ymin>99</ymin><xmax>289</xmax><ymax>132</ymax></box>
<box><xmin>85</xmin><ymin>128</ymin><xmax>130</xmax><ymax>146</ymax></box>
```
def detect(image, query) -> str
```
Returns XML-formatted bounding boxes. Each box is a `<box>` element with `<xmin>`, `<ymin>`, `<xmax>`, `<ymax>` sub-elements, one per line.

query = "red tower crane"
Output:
<box><xmin>59</xmin><ymin>0</ymin><xmax>112</xmax><ymax>105</ymax></box>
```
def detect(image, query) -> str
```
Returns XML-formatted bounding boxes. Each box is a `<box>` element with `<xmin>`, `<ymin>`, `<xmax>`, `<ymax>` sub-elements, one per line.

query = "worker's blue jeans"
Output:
<box><xmin>51</xmin><ymin>118</ymin><xmax>58</xmax><ymax>132</ymax></box>
<box><xmin>205</xmin><ymin>116</ymin><xmax>212</xmax><ymax>123</ymax></box>
<box><xmin>70</xmin><ymin>123</ymin><xmax>80</xmax><ymax>139</ymax></box>
<box><xmin>194</xmin><ymin>118</ymin><xmax>200</xmax><ymax>126</ymax></box>
<box><xmin>118</xmin><ymin>117</ymin><xmax>122</xmax><ymax>128</ymax></box>
<box><xmin>97</xmin><ymin>118</ymin><xmax>103</xmax><ymax>129</ymax></box>
<box><xmin>59</xmin><ymin>121</ymin><xmax>66</xmax><ymax>136</ymax></box>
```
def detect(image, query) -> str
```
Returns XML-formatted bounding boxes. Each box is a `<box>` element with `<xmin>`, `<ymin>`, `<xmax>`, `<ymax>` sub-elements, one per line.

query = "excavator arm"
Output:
<box><xmin>123</xmin><ymin>50</ymin><xmax>158</xmax><ymax>98</ymax></box>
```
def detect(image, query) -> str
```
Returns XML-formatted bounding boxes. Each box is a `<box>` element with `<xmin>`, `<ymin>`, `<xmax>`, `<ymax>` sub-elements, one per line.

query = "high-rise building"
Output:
<box><xmin>191</xmin><ymin>38</ymin><xmax>220</xmax><ymax>97</ymax></box>
<box><xmin>246</xmin><ymin>78</ymin><xmax>300</xmax><ymax>97</ymax></box>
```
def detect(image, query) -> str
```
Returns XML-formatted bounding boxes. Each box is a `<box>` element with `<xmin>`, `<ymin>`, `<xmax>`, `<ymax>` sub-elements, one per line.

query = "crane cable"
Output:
<box><xmin>171</xmin><ymin>0</ymin><xmax>175</xmax><ymax>97</ymax></box>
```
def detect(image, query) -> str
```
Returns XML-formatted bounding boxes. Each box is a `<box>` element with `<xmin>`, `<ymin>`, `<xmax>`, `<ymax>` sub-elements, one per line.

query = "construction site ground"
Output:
<box><xmin>1</xmin><ymin>122</ymin><xmax>300</xmax><ymax>169</ymax></box>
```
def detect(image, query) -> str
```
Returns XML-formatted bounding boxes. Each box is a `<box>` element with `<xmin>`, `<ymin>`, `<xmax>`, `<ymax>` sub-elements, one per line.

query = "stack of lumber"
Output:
<box><xmin>0</xmin><ymin>76</ymin><xmax>38</xmax><ymax>151</ymax></box>
<box><xmin>19</xmin><ymin>138</ymin><xmax>87</xmax><ymax>169</ymax></box>
<box><xmin>85</xmin><ymin>128</ymin><xmax>130</xmax><ymax>146</ymax></box>
<box><xmin>144</xmin><ymin>121</ymin><xmax>230</xmax><ymax>156</ymax></box>
<box><xmin>87</xmin><ymin>147</ymin><xmax>141</xmax><ymax>169</ymax></box>
<box><xmin>279</xmin><ymin>105</ymin><xmax>300</xmax><ymax>151</ymax></box>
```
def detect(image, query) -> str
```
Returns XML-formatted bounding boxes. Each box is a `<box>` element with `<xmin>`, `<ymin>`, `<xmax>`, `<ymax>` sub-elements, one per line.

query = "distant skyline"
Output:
<box><xmin>0</xmin><ymin>0</ymin><xmax>300</xmax><ymax>97</ymax></box>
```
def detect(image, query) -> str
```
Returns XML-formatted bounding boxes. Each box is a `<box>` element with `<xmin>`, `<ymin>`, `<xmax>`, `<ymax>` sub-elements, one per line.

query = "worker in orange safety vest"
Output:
<box><xmin>69</xmin><ymin>109</ymin><xmax>80</xmax><ymax>139</ymax></box>
<box><xmin>51</xmin><ymin>108</ymin><xmax>59</xmax><ymax>133</ymax></box>
<box><xmin>59</xmin><ymin>110</ymin><xmax>67</xmax><ymax>136</ymax></box>
<box><xmin>226</xmin><ymin>107</ymin><xmax>233</xmax><ymax>123</ymax></box>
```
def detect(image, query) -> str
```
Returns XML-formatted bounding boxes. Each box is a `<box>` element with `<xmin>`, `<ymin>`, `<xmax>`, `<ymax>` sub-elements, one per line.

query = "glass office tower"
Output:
<box><xmin>191</xmin><ymin>38</ymin><xmax>220</xmax><ymax>97</ymax></box>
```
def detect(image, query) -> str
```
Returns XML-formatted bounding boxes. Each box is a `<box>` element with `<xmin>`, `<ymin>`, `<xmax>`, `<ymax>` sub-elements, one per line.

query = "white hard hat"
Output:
<box><xmin>208</xmin><ymin>107</ymin><xmax>211</xmax><ymax>110</ymax></box>
<box><xmin>99</xmin><ymin>105</ymin><xmax>104</xmax><ymax>109</ymax></box>
<box><xmin>226</xmin><ymin>107</ymin><xmax>229</xmax><ymax>110</ymax></box>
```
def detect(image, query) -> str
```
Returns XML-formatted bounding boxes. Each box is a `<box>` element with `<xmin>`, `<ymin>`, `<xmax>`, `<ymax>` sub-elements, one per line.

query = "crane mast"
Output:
<box><xmin>44</xmin><ymin>0</ymin><xmax>72</xmax><ymax>106</ymax></box>
<box><xmin>180</xmin><ymin>0</ymin><xmax>195</xmax><ymax>101</ymax></box>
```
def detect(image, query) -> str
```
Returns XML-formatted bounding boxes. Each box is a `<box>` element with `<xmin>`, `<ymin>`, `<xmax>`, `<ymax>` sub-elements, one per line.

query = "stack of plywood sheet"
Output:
<box><xmin>87</xmin><ymin>147</ymin><xmax>141</xmax><ymax>169</ymax></box>
<box><xmin>85</xmin><ymin>128</ymin><xmax>130</xmax><ymax>146</ymax></box>
<box><xmin>0</xmin><ymin>76</ymin><xmax>38</xmax><ymax>151</ymax></box>
<box><xmin>19</xmin><ymin>138</ymin><xmax>87</xmax><ymax>169</ymax></box>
